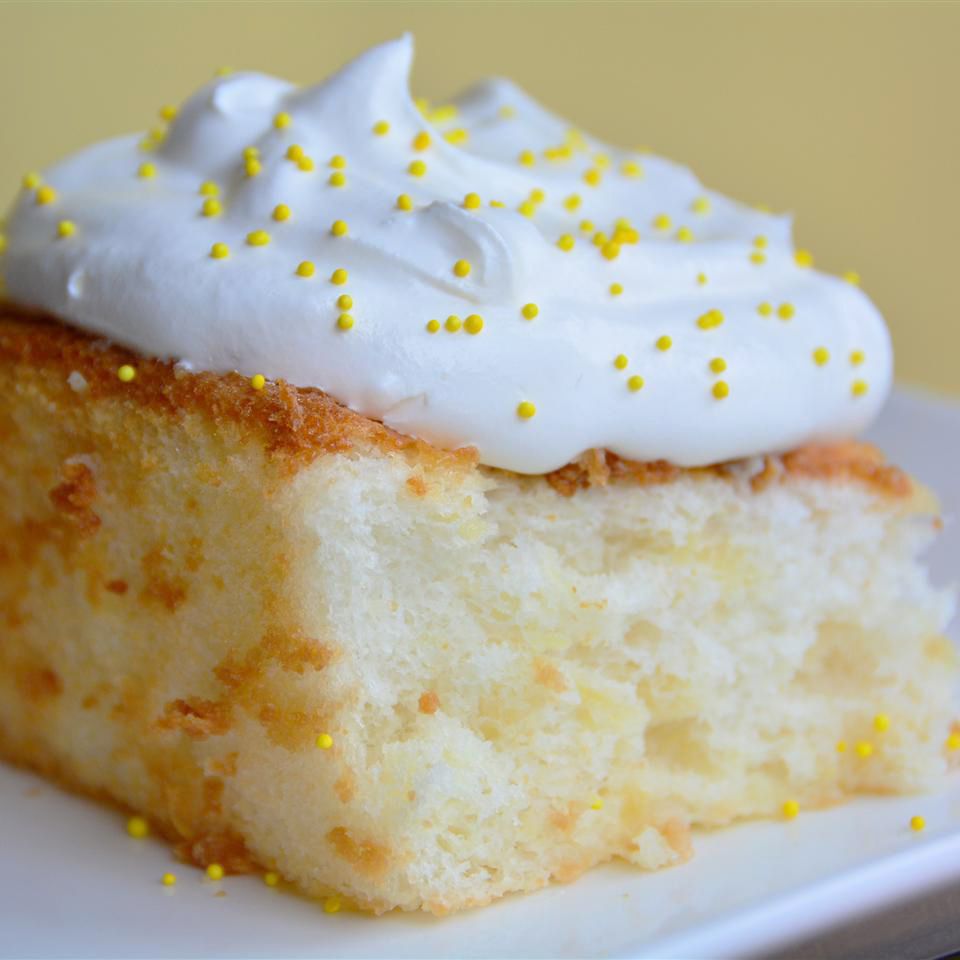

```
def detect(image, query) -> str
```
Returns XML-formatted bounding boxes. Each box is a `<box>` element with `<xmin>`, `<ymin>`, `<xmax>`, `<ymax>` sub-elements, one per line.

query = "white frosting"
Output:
<box><xmin>1</xmin><ymin>35</ymin><xmax>892</xmax><ymax>473</ymax></box>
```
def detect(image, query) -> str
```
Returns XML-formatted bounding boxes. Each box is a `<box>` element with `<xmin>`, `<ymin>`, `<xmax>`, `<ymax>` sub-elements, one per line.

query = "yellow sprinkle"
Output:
<box><xmin>593</xmin><ymin>152</ymin><xmax>610</xmax><ymax>168</ymax></box>
<box><xmin>777</xmin><ymin>303</ymin><xmax>795</xmax><ymax>320</ymax></box>
<box><xmin>246</xmin><ymin>230</ymin><xmax>271</xmax><ymax>247</ymax></box>
<box><xmin>331</xmin><ymin>268</ymin><xmax>348</xmax><ymax>285</ymax></box>
<box><xmin>408</xmin><ymin>160</ymin><xmax>427</xmax><ymax>177</ymax></box>
<box><xmin>444</xmin><ymin>126</ymin><xmax>467</xmax><ymax>144</ymax></box>
<box><xmin>283</xmin><ymin>144</ymin><xmax>302</xmax><ymax>162</ymax></box>
<box><xmin>529</xmin><ymin>188</ymin><xmax>546</xmax><ymax>204</ymax></box>
<box><xmin>691</xmin><ymin>196</ymin><xmax>711</xmax><ymax>215</ymax></box>
<box><xmin>431</xmin><ymin>104</ymin><xmax>460</xmax><ymax>124</ymax></box>
<box><xmin>199</xmin><ymin>181</ymin><xmax>219</xmax><ymax>197</ymax></box>
<box><xmin>337</xmin><ymin>294</ymin><xmax>353</xmax><ymax>310</ymax></box>
<box><xmin>836</xmin><ymin>740</ymin><xmax>847</xmax><ymax>753</ymax></box>
<box><xmin>463</xmin><ymin>192</ymin><xmax>482</xmax><ymax>210</ymax></box>
<box><xmin>22</xmin><ymin>171</ymin><xmax>42</xmax><ymax>189</ymax></box>
<box><xmin>426</xmin><ymin>319</ymin><xmax>440</xmax><ymax>334</ymax></box>
<box><xmin>564</xmin><ymin>194</ymin><xmax>582</xmax><ymax>212</ymax></box>
<box><xmin>583</xmin><ymin>168</ymin><xmax>602</xmax><ymax>187</ymax></box>
<box><xmin>592</xmin><ymin>232</ymin><xmax>608</xmax><ymax>248</ymax></box>
<box><xmin>272</xmin><ymin>203</ymin><xmax>291</xmax><ymax>222</ymax></box>
<box><xmin>158</xmin><ymin>103</ymin><xmax>178</xmax><ymax>122</ymax></box>
<box><xmin>499</xmin><ymin>105</ymin><xmax>516</xmax><ymax>119</ymax></box>
<box><xmin>453</xmin><ymin>259</ymin><xmax>472</xmax><ymax>278</ymax></box>
<box><xmin>910</xmin><ymin>815</ymin><xmax>926</xmax><ymax>832</ymax></box>
<box><xmin>36</xmin><ymin>185</ymin><xmax>58</xmax><ymax>205</ymax></box>
<box><xmin>396</xmin><ymin>193</ymin><xmax>414</xmax><ymax>211</ymax></box>
<box><xmin>412</xmin><ymin>131</ymin><xmax>431</xmax><ymax>151</ymax></box>
<box><xmin>590</xmin><ymin>797</ymin><xmax>604</xmax><ymax>810</ymax></box>
<box><xmin>873</xmin><ymin>713</ymin><xmax>890</xmax><ymax>732</ymax></box>
<box><xmin>518</xmin><ymin>200</ymin><xmax>536</xmax><ymax>218</ymax></box>
<box><xmin>210</xmin><ymin>242</ymin><xmax>229</xmax><ymax>259</ymax></box>
<box><xmin>126</xmin><ymin>815</ymin><xmax>148</xmax><ymax>837</ymax></box>
<box><xmin>215</xmin><ymin>66</ymin><xmax>233</xmax><ymax>77</ymax></box>
<box><xmin>946</xmin><ymin>732</ymin><xmax>960</xmax><ymax>751</ymax></box>
<box><xmin>117</xmin><ymin>364</ymin><xmax>137</xmax><ymax>383</ymax></box>
<box><xmin>855</xmin><ymin>740</ymin><xmax>873</xmax><ymax>758</ymax></box>
<box><xmin>518</xmin><ymin>150</ymin><xmax>536</xmax><ymax>166</ymax></box>
<box><xmin>464</xmin><ymin>314</ymin><xmax>484</xmax><ymax>335</ymax></box>
<box><xmin>274</xmin><ymin>111</ymin><xmax>292</xmax><ymax>130</ymax></box>
<box><xmin>782</xmin><ymin>800</ymin><xmax>800</xmax><ymax>820</ymax></box>
<box><xmin>517</xmin><ymin>401</ymin><xmax>537</xmax><ymax>419</ymax></box>
<box><xmin>652</xmin><ymin>213</ymin><xmax>672</xmax><ymax>231</ymax></box>
<box><xmin>243</xmin><ymin>147</ymin><xmax>260</xmax><ymax>162</ymax></box>
<box><xmin>56</xmin><ymin>220</ymin><xmax>76</xmax><ymax>239</ymax></box>
<box><xmin>329</xmin><ymin>172</ymin><xmax>347</xmax><ymax>188</ymax></box>
<box><xmin>713</xmin><ymin>381</ymin><xmax>730</xmax><ymax>400</ymax></box>
<box><xmin>245</xmin><ymin>159</ymin><xmax>262</xmax><ymax>178</ymax></box>
<box><xmin>812</xmin><ymin>347</ymin><xmax>830</xmax><ymax>366</ymax></box>
<box><xmin>414</xmin><ymin>96</ymin><xmax>430</xmax><ymax>115</ymax></box>
<box><xmin>250</xmin><ymin>374</ymin><xmax>266</xmax><ymax>391</ymax></box>
<box><xmin>444</xmin><ymin>315</ymin><xmax>462</xmax><ymax>333</ymax></box>
<box><xmin>336</xmin><ymin>313</ymin><xmax>355</xmax><ymax>330</ymax></box>
<box><xmin>675</xmin><ymin>227</ymin><xmax>694</xmax><ymax>243</ymax></box>
<box><xmin>621</xmin><ymin>160</ymin><xmax>642</xmax><ymax>178</ymax></box>
<box><xmin>627</xmin><ymin>375</ymin><xmax>645</xmax><ymax>392</ymax></box>
<box><xmin>579</xmin><ymin>219</ymin><xmax>595</xmax><ymax>234</ymax></box>
<box><xmin>316</xmin><ymin>732</ymin><xmax>334</xmax><ymax>749</ymax></box>
<box><xmin>294</xmin><ymin>260</ymin><xmax>316</xmax><ymax>279</ymax></box>
<box><xmin>331</xmin><ymin>219</ymin><xmax>349</xmax><ymax>237</ymax></box>
<box><xmin>757</xmin><ymin>302</ymin><xmax>773</xmax><ymax>317</ymax></box>
<box><xmin>264</xmin><ymin>872</ymin><xmax>280</xmax><ymax>887</ymax></box>
<box><xmin>323</xmin><ymin>896</ymin><xmax>341</xmax><ymax>915</ymax></box>
<box><xmin>329</xmin><ymin>155</ymin><xmax>347</xmax><ymax>169</ymax></box>
<box><xmin>614</xmin><ymin>354</ymin><xmax>629</xmax><ymax>370</ymax></box>
<box><xmin>297</xmin><ymin>156</ymin><xmax>314</xmax><ymax>172</ymax></box>
<box><xmin>521</xmin><ymin>303</ymin><xmax>539</xmax><ymax>320</ymax></box>
<box><xmin>601</xmin><ymin>241</ymin><xmax>621</xmax><ymax>260</ymax></box>
<box><xmin>609</xmin><ymin>283</ymin><xmax>623</xmax><ymax>297</ymax></box>
<box><xmin>206</xmin><ymin>864</ymin><xmax>224</xmax><ymax>881</ymax></box>
<box><xmin>697</xmin><ymin>273</ymin><xmax>708</xmax><ymax>286</ymax></box>
<box><xmin>843</xmin><ymin>270</ymin><xmax>861</xmax><ymax>285</ymax></box>
<box><xmin>709</xmin><ymin>357</ymin><xmax>727</xmax><ymax>374</ymax></box>
<box><xmin>851</xmin><ymin>379</ymin><xmax>869</xmax><ymax>397</ymax></box>
<box><xmin>557</xmin><ymin>234</ymin><xmax>576</xmax><ymax>252</ymax></box>
<box><xmin>750</xmin><ymin>251</ymin><xmax>767</xmax><ymax>265</ymax></box>
<box><xmin>656</xmin><ymin>335</ymin><xmax>672</xmax><ymax>351</ymax></box>
<box><xmin>161</xmin><ymin>872</ymin><xmax>177</xmax><ymax>887</ymax></box>
<box><xmin>372</xmin><ymin>120</ymin><xmax>390</xmax><ymax>136</ymax></box>
<box><xmin>795</xmin><ymin>249</ymin><xmax>814</xmax><ymax>268</ymax></box>
<box><xmin>138</xmin><ymin>162</ymin><xmax>156</xmax><ymax>179</ymax></box>
<box><xmin>202</xmin><ymin>198</ymin><xmax>222</xmax><ymax>217</ymax></box>
<box><xmin>753</xmin><ymin>235</ymin><xmax>768</xmax><ymax>249</ymax></box>
<box><xmin>697</xmin><ymin>309</ymin><xmax>725</xmax><ymax>330</ymax></box>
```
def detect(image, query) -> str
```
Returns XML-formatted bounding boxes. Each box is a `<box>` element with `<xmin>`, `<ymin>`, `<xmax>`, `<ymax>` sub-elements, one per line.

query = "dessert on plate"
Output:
<box><xmin>0</xmin><ymin>36</ymin><xmax>955</xmax><ymax>915</ymax></box>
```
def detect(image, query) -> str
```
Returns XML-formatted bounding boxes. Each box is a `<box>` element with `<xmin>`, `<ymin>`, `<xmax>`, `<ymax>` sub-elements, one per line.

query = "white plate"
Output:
<box><xmin>1</xmin><ymin>387</ymin><xmax>958</xmax><ymax>960</ymax></box>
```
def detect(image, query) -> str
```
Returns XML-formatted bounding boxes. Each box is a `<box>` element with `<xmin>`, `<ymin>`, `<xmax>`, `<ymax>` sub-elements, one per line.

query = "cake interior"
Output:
<box><xmin>0</xmin><ymin>311</ymin><xmax>955</xmax><ymax>913</ymax></box>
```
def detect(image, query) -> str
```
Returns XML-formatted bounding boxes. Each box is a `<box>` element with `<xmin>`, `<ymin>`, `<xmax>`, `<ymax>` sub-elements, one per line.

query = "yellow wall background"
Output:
<box><xmin>1</xmin><ymin>1</ymin><xmax>957</xmax><ymax>396</ymax></box>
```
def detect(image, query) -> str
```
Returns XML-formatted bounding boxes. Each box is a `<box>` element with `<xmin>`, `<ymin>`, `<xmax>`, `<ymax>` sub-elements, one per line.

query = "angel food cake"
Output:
<box><xmin>0</xmin><ymin>37</ymin><xmax>955</xmax><ymax>914</ymax></box>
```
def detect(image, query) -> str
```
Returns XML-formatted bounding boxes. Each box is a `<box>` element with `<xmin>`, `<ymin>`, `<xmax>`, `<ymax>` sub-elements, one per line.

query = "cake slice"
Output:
<box><xmin>0</xmin><ymin>35</ymin><xmax>956</xmax><ymax>914</ymax></box>
<box><xmin>0</xmin><ymin>310</ymin><xmax>953</xmax><ymax>913</ymax></box>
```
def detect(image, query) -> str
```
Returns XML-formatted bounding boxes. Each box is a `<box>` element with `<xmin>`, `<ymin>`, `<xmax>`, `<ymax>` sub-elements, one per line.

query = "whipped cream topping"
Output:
<box><xmin>1</xmin><ymin>35</ymin><xmax>891</xmax><ymax>473</ymax></box>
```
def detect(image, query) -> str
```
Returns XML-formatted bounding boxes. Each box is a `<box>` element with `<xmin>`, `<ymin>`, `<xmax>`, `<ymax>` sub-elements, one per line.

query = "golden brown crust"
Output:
<box><xmin>0</xmin><ymin>305</ymin><xmax>477</xmax><ymax>476</ymax></box>
<box><xmin>0</xmin><ymin>304</ymin><xmax>913</xmax><ymax>498</ymax></box>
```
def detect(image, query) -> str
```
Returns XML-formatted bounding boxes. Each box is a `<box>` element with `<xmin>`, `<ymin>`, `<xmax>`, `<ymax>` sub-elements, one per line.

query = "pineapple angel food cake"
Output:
<box><xmin>0</xmin><ymin>35</ymin><xmax>955</xmax><ymax>915</ymax></box>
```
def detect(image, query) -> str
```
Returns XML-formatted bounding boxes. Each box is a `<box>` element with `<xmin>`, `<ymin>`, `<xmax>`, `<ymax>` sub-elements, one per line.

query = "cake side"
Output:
<box><xmin>0</xmin><ymin>311</ymin><xmax>955</xmax><ymax>913</ymax></box>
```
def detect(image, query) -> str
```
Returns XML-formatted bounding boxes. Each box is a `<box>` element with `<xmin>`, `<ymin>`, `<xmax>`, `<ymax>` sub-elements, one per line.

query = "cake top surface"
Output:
<box><xmin>0</xmin><ymin>35</ymin><xmax>892</xmax><ymax>473</ymax></box>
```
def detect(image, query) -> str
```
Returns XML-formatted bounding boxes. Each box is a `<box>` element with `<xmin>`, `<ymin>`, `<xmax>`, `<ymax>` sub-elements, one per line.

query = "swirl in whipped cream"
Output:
<box><xmin>0</xmin><ymin>35</ymin><xmax>891</xmax><ymax>473</ymax></box>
